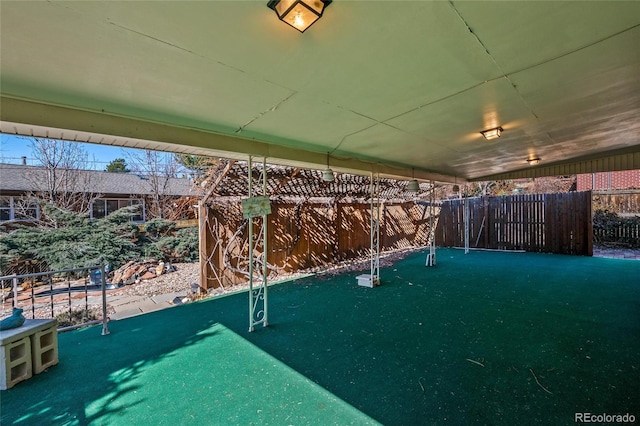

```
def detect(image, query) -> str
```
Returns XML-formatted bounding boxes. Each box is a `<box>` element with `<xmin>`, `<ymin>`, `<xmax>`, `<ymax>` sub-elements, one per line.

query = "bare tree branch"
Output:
<box><xmin>25</xmin><ymin>139</ymin><xmax>100</xmax><ymax>226</ymax></box>
<box><xmin>126</xmin><ymin>149</ymin><xmax>182</xmax><ymax>219</ymax></box>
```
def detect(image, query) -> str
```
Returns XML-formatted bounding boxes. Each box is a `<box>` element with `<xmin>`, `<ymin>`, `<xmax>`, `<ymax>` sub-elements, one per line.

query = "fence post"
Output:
<box><xmin>464</xmin><ymin>193</ymin><xmax>470</xmax><ymax>254</ymax></box>
<box><xmin>586</xmin><ymin>190</ymin><xmax>594</xmax><ymax>256</ymax></box>
<box><xmin>100</xmin><ymin>265</ymin><xmax>110</xmax><ymax>336</ymax></box>
<box><xmin>12</xmin><ymin>275</ymin><xmax>18</xmax><ymax>309</ymax></box>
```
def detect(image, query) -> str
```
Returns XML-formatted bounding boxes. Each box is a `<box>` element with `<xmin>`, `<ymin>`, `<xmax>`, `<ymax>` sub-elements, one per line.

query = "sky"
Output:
<box><xmin>0</xmin><ymin>134</ymin><xmax>167</xmax><ymax>170</ymax></box>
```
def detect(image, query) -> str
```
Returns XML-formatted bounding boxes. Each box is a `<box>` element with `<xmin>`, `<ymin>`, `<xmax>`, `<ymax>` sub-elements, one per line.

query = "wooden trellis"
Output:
<box><xmin>197</xmin><ymin>161</ymin><xmax>441</xmax><ymax>291</ymax></box>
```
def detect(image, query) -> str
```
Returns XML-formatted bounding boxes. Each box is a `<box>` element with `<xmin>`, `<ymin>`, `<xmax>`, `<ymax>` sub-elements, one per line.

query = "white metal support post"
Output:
<box><xmin>464</xmin><ymin>186</ymin><xmax>470</xmax><ymax>254</ymax></box>
<box><xmin>247</xmin><ymin>156</ymin><xmax>269</xmax><ymax>332</ymax></box>
<box><xmin>357</xmin><ymin>173</ymin><xmax>380</xmax><ymax>287</ymax></box>
<box><xmin>371</xmin><ymin>173</ymin><xmax>380</xmax><ymax>284</ymax></box>
<box><xmin>426</xmin><ymin>180</ymin><xmax>437</xmax><ymax>266</ymax></box>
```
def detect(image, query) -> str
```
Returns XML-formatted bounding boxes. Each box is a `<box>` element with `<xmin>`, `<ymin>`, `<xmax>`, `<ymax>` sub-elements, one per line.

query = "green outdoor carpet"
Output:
<box><xmin>1</xmin><ymin>248</ymin><xmax>639</xmax><ymax>425</ymax></box>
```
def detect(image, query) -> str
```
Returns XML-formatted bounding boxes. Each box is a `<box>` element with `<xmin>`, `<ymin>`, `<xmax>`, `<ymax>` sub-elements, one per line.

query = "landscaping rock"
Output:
<box><xmin>111</xmin><ymin>259</ymin><xmax>172</xmax><ymax>285</ymax></box>
<box><xmin>140</xmin><ymin>271</ymin><xmax>156</xmax><ymax>280</ymax></box>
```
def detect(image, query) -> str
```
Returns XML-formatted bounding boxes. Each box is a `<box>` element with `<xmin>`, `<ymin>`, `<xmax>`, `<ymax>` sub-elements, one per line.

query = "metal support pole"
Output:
<box><xmin>49</xmin><ymin>276</ymin><xmax>54</xmax><ymax>318</ymax></box>
<box><xmin>464</xmin><ymin>187</ymin><xmax>470</xmax><ymax>254</ymax></box>
<box><xmin>248</xmin><ymin>156</ymin><xmax>255</xmax><ymax>332</ymax></box>
<box><xmin>356</xmin><ymin>173</ymin><xmax>380</xmax><ymax>288</ymax></box>
<box><xmin>370</xmin><ymin>173</ymin><xmax>380</xmax><ymax>285</ymax></box>
<box><xmin>198</xmin><ymin>200</ymin><xmax>208</xmax><ymax>290</ymax></box>
<box><xmin>262</xmin><ymin>157</ymin><xmax>269</xmax><ymax>327</ymax></box>
<box><xmin>426</xmin><ymin>180</ymin><xmax>436</xmax><ymax>266</ymax></box>
<box><xmin>248</xmin><ymin>156</ymin><xmax>269</xmax><ymax>332</ymax></box>
<box><xmin>12</xmin><ymin>276</ymin><xmax>18</xmax><ymax>308</ymax></box>
<box><xmin>101</xmin><ymin>265</ymin><xmax>110</xmax><ymax>336</ymax></box>
<box><xmin>431</xmin><ymin>181</ymin><xmax>436</xmax><ymax>259</ymax></box>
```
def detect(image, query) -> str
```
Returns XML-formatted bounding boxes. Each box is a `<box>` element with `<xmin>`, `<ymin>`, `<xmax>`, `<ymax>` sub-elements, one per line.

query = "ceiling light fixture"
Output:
<box><xmin>527</xmin><ymin>157</ymin><xmax>541</xmax><ymax>166</ymax></box>
<box><xmin>322</xmin><ymin>152</ymin><xmax>334</xmax><ymax>182</ymax></box>
<box><xmin>480</xmin><ymin>126</ymin><xmax>503</xmax><ymax>140</ymax></box>
<box><xmin>452</xmin><ymin>176</ymin><xmax>459</xmax><ymax>193</ymax></box>
<box><xmin>407</xmin><ymin>168</ymin><xmax>419</xmax><ymax>192</ymax></box>
<box><xmin>267</xmin><ymin>0</ymin><xmax>332</xmax><ymax>33</ymax></box>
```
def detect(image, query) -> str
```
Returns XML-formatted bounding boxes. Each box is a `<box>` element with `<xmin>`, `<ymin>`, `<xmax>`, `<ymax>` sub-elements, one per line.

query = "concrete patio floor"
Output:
<box><xmin>593</xmin><ymin>246</ymin><xmax>640</xmax><ymax>260</ymax></box>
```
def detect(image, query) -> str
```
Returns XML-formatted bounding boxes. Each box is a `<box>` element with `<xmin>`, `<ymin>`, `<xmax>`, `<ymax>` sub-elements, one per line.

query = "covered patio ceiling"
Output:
<box><xmin>1</xmin><ymin>1</ymin><xmax>639</xmax><ymax>184</ymax></box>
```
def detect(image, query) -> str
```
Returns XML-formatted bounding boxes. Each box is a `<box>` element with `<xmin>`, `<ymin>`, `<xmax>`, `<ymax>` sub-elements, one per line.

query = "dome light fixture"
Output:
<box><xmin>407</xmin><ymin>179</ymin><xmax>420</xmax><ymax>192</ymax></box>
<box><xmin>527</xmin><ymin>157</ymin><xmax>541</xmax><ymax>166</ymax></box>
<box><xmin>480</xmin><ymin>126</ymin><xmax>503</xmax><ymax>140</ymax></box>
<box><xmin>407</xmin><ymin>168</ymin><xmax>420</xmax><ymax>192</ymax></box>
<box><xmin>322</xmin><ymin>152</ymin><xmax>334</xmax><ymax>182</ymax></box>
<box><xmin>267</xmin><ymin>0</ymin><xmax>332</xmax><ymax>33</ymax></box>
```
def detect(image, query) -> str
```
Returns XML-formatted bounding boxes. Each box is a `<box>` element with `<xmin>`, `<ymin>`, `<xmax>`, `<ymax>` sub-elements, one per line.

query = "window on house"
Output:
<box><xmin>92</xmin><ymin>200</ymin><xmax>106</xmax><ymax>219</ymax></box>
<box><xmin>127</xmin><ymin>201</ymin><xmax>144</xmax><ymax>222</ymax></box>
<box><xmin>15</xmin><ymin>204</ymin><xmax>39</xmax><ymax>220</ymax></box>
<box><xmin>0</xmin><ymin>197</ymin><xmax>39</xmax><ymax>222</ymax></box>
<box><xmin>91</xmin><ymin>198</ymin><xmax>145</xmax><ymax>222</ymax></box>
<box><xmin>0</xmin><ymin>197</ymin><xmax>10</xmax><ymax>221</ymax></box>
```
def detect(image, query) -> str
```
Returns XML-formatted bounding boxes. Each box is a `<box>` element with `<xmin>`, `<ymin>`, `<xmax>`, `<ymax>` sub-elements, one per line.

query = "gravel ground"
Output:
<box><xmin>111</xmin><ymin>262</ymin><xmax>201</xmax><ymax>297</ymax></box>
<box><xmin>110</xmin><ymin>247</ymin><xmax>424</xmax><ymax>299</ymax></box>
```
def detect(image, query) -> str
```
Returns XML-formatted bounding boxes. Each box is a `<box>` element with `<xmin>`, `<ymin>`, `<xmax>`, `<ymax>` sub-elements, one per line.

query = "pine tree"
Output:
<box><xmin>105</xmin><ymin>158</ymin><xmax>130</xmax><ymax>173</ymax></box>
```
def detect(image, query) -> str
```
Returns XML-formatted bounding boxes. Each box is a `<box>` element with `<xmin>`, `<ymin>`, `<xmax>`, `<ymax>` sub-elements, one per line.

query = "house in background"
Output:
<box><xmin>0</xmin><ymin>163</ymin><xmax>200</xmax><ymax>223</ymax></box>
<box><xmin>577</xmin><ymin>170</ymin><xmax>640</xmax><ymax>216</ymax></box>
<box><xmin>577</xmin><ymin>170</ymin><xmax>640</xmax><ymax>191</ymax></box>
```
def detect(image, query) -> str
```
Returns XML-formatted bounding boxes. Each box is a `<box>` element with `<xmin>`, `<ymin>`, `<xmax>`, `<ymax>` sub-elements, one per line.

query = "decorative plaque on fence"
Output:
<box><xmin>241</xmin><ymin>196</ymin><xmax>272</xmax><ymax>219</ymax></box>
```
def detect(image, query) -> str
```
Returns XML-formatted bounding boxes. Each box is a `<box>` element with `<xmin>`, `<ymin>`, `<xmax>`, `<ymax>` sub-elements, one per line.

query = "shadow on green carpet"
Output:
<box><xmin>1</xmin><ymin>248</ymin><xmax>639</xmax><ymax>425</ymax></box>
<box><xmin>1</xmin><ymin>290</ymin><xmax>376</xmax><ymax>425</ymax></box>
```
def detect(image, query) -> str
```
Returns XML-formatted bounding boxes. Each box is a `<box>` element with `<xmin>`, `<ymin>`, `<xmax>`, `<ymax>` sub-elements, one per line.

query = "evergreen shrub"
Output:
<box><xmin>0</xmin><ymin>205</ymin><xmax>199</xmax><ymax>273</ymax></box>
<box><xmin>593</xmin><ymin>209</ymin><xmax>640</xmax><ymax>248</ymax></box>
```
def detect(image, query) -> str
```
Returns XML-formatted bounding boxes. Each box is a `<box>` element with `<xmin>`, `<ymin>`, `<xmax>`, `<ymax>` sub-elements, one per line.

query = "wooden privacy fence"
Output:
<box><xmin>592</xmin><ymin>189</ymin><xmax>640</xmax><ymax>215</ymax></box>
<box><xmin>199</xmin><ymin>201</ymin><xmax>438</xmax><ymax>289</ymax></box>
<box><xmin>436</xmin><ymin>192</ymin><xmax>593</xmax><ymax>255</ymax></box>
